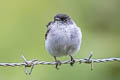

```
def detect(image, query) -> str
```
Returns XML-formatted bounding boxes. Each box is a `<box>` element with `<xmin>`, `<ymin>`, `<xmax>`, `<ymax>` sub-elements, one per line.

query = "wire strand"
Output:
<box><xmin>0</xmin><ymin>57</ymin><xmax>120</xmax><ymax>67</ymax></box>
<box><xmin>0</xmin><ymin>55</ymin><xmax>120</xmax><ymax>75</ymax></box>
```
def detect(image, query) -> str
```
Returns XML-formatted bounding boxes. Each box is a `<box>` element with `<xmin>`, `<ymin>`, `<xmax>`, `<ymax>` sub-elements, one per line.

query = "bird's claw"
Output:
<box><xmin>55</xmin><ymin>60</ymin><xmax>61</xmax><ymax>70</ymax></box>
<box><xmin>70</xmin><ymin>58</ymin><xmax>75</xmax><ymax>66</ymax></box>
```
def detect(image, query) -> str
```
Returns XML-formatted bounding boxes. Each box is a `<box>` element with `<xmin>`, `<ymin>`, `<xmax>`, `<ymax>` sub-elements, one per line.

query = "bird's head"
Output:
<box><xmin>54</xmin><ymin>14</ymin><xmax>71</xmax><ymax>22</ymax></box>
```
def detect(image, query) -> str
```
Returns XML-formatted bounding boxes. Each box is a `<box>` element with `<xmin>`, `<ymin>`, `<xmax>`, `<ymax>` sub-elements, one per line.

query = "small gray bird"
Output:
<box><xmin>45</xmin><ymin>14</ymin><xmax>82</xmax><ymax>69</ymax></box>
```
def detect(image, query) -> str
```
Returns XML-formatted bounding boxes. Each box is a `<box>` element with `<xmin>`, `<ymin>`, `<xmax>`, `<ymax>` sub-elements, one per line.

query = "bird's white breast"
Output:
<box><xmin>45</xmin><ymin>23</ymin><xmax>82</xmax><ymax>57</ymax></box>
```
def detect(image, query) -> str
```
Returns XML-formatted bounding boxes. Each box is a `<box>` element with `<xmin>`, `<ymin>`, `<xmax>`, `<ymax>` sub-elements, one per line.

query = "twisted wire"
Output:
<box><xmin>0</xmin><ymin>55</ymin><xmax>119</xmax><ymax>75</ymax></box>
<box><xmin>0</xmin><ymin>57</ymin><xmax>120</xmax><ymax>67</ymax></box>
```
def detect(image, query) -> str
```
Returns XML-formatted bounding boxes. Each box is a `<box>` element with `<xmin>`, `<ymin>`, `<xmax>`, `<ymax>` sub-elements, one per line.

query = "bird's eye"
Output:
<box><xmin>59</xmin><ymin>18</ymin><xmax>67</xmax><ymax>21</ymax></box>
<box><xmin>61</xmin><ymin>18</ymin><xmax>65</xmax><ymax>21</ymax></box>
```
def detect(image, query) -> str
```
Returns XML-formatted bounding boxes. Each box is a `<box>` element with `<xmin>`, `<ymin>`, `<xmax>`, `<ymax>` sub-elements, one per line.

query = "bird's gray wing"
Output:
<box><xmin>45</xmin><ymin>21</ymin><xmax>53</xmax><ymax>40</ymax></box>
<box><xmin>47</xmin><ymin>21</ymin><xmax>52</xmax><ymax>28</ymax></box>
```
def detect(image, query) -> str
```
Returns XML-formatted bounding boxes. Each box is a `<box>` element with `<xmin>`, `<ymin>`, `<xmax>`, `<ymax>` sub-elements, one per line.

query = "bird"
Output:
<box><xmin>45</xmin><ymin>14</ymin><xmax>82</xmax><ymax>69</ymax></box>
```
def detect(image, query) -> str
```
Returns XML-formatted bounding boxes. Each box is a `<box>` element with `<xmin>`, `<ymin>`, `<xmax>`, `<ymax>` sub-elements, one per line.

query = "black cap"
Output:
<box><xmin>54</xmin><ymin>14</ymin><xmax>70</xmax><ymax>21</ymax></box>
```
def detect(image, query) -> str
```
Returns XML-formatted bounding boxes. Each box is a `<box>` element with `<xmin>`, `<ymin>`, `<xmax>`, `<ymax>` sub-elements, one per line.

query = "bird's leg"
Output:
<box><xmin>69</xmin><ymin>55</ymin><xmax>75</xmax><ymax>66</ymax></box>
<box><xmin>54</xmin><ymin>56</ymin><xmax>61</xmax><ymax>70</ymax></box>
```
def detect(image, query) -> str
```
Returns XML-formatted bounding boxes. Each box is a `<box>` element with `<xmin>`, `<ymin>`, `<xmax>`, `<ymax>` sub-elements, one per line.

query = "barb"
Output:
<box><xmin>21</xmin><ymin>55</ymin><xmax>37</xmax><ymax>75</ymax></box>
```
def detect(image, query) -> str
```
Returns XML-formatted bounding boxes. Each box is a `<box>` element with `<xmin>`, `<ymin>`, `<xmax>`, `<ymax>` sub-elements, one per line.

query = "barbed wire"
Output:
<box><xmin>0</xmin><ymin>54</ymin><xmax>120</xmax><ymax>75</ymax></box>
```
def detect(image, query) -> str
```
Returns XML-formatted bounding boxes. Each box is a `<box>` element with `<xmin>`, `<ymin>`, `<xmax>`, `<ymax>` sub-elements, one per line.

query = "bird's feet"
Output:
<box><xmin>54</xmin><ymin>56</ymin><xmax>61</xmax><ymax>70</ymax></box>
<box><xmin>55</xmin><ymin>60</ymin><xmax>61</xmax><ymax>70</ymax></box>
<box><xmin>70</xmin><ymin>55</ymin><xmax>75</xmax><ymax>66</ymax></box>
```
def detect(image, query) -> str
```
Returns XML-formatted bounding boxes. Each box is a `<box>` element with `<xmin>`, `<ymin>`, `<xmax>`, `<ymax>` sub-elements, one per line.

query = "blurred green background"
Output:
<box><xmin>0</xmin><ymin>0</ymin><xmax>120</xmax><ymax>80</ymax></box>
